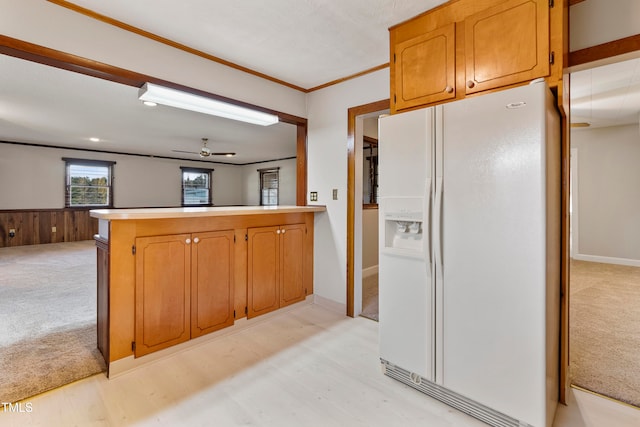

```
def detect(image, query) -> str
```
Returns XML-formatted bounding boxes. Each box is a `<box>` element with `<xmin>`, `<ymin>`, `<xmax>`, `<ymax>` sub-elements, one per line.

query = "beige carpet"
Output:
<box><xmin>0</xmin><ymin>241</ymin><xmax>106</xmax><ymax>403</ymax></box>
<box><xmin>361</xmin><ymin>273</ymin><xmax>379</xmax><ymax>321</ymax></box>
<box><xmin>570</xmin><ymin>259</ymin><xmax>640</xmax><ymax>407</ymax></box>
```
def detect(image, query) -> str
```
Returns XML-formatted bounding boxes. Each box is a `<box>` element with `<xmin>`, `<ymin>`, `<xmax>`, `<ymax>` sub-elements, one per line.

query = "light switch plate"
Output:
<box><xmin>332</xmin><ymin>189</ymin><xmax>338</xmax><ymax>200</ymax></box>
<box><xmin>310</xmin><ymin>191</ymin><xmax>318</xmax><ymax>202</ymax></box>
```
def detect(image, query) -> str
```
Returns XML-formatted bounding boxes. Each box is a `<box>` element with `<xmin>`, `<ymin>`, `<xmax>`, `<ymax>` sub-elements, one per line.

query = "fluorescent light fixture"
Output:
<box><xmin>138</xmin><ymin>83</ymin><xmax>279</xmax><ymax>126</ymax></box>
<box><xmin>89</xmin><ymin>137</ymin><xmax>100</xmax><ymax>142</ymax></box>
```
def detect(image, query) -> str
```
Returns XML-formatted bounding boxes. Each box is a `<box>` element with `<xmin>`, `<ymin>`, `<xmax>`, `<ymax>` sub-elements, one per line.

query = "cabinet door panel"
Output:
<box><xmin>191</xmin><ymin>230</ymin><xmax>234</xmax><ymax>338</ymax></box>
<box><xmin>135</xmin><ymin>234</ymin><xmax>190</xmax><ymax>357</ymax></box>
<box><xmin>464</xmin><ymin>0</ymin><xmax>549</xmax><ymax>94</ymax></box>
<box><xmin>247</xmin><ymin>226</ymin><xmax>279</xmax><ymax>318</ymax></box>
<box><xmin>394</xmin><ymin>23</ymin><xmax>456</xmax><ymax>111</ymax></box>
<box><xmin>280</xmin><ymin>224</ymin><xmax>306</xmax><ymax>307</ymax></box>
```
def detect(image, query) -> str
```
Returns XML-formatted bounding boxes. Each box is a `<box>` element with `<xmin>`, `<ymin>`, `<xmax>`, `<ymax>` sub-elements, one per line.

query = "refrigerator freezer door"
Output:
<box><xmin>379</xmin><ymin>253</ymin><xmax>433</xmax><ymax>379</ymax></box>
<box><xmin>378</xmin><ymin>107</ymin><xmax>435</xmax><ymax>381</ymax></box>
<box><xmin>440</xmin><ymin>83</ymin><xmax>552</xmax><ymax>426</ymax></box>
<box><xmin>378</xmin><ymin>108</ymin><xmax>434</xmax><ymax>199</ymax></box>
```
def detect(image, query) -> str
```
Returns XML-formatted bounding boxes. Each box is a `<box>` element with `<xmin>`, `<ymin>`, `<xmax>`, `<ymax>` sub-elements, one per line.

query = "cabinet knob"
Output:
<box><xmin>444</xmin><ymin>85</ymin><xmax>454</xmax><ymax>93</ymax></box>
<box><xmin>193</xmin><ymin>237</ymin><xmax>200</xmax><ymax>244</ymax></box>
<box><xmin>185</xmin><ymin>238</ymin><xmax>191</xmax><ymax>244</ymax></box>
<box><xmin>282</xmin><ymin>229</ymin><xmax>286</xmax><ymax>234</ymax></box>
<box><xmin>276</xmin><ymin>229</ymin><xmax>281</xmax><ymax>234</ymax></box>
<box><xmin>466</xmin><ymin>80</ymin><xmax>476</xmax><ymax>89</ymax></box>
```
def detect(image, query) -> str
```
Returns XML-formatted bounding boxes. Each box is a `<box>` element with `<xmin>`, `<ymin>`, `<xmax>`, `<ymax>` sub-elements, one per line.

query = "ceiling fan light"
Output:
<box><xmin>139</xmin><ymin>83</ymin><xmax>279</xmax><ymax>126</ymax></box>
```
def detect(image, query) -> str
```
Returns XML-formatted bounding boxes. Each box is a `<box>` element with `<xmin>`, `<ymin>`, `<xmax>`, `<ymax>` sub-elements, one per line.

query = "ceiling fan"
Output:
<box><xmin>172</xmin><ymin>138</ymin><xmax>236</xmax><ymax>158</ymax></box>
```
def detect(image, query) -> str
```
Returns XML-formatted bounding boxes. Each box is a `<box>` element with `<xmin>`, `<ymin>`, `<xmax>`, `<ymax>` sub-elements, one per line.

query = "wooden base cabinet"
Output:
<box><xmin>135</xmin><ymin>234</ymin><xmax>191</xmax><ymax>357</ymax></box>
<box><xmin>191</xmin><ymin>230</ymin><xmax>235</xmax><ymax>338</ymax></box>
<box><xmin>247</xmin><ymin>224</ymin><xmax>306</xmax><ymax>318</ymax></box>
<box><xmin>134</xmin><ymin>231</ymin><xmax>234</xmax><ymax>357</ymax></box>
<box><xmin>92</xmin><ymin>207</ymin><xmax>323</xmax><ymax>370</ymax></box>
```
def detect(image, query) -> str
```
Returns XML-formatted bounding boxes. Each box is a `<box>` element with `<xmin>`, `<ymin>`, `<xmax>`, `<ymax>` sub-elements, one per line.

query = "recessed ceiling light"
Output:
<box><xmin>143</xmin><ymin>101</ymin><xmax>158</xmax><ymax>107</ymax></box>
<box><xmin>89</xmin><ymin>137</ymin><xmax>100</xmax><ymax>142</ymax></box>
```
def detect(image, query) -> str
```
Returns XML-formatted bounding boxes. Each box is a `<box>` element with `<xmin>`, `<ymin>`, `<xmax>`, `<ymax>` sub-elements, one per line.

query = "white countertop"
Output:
<box><xmin>90</xmin><ymin>205</ymin><xmax>326</xmax><ymax>220</ymax></box>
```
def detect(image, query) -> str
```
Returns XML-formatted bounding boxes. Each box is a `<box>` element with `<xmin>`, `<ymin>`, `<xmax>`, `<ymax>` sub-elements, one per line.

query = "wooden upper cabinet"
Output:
<box><xmin>464</xmin><ymin>0</ymin><xmax>549</xmax><ymax>94</ymax></box>
<box><xmin>191</xmin><ymin>230</ymin><xmax>235</xmax><ymax>338</ymax></box>
<box><xmin>280</xmin><ymin>224</ymin><xmax>306</xmax><ymax>307</ymax></box>
<box><xmin>394</xmin><ymin>22</ymin><xmax>456</xmax><ymax>111</ymax></box>
<box><xmin>390</xmin><ymin>0</ymin><xmax>558</xmax><ymax>111</ymax></box>
<box><xmin>135</xmin><ymin>234</ymin><xmax>191</xmax><ymax>357</ymax></box>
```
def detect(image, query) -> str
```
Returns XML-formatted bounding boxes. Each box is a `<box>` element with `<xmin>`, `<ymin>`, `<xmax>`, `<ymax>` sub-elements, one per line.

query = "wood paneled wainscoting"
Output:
<box><xmin>0</xmin><ymin>208</ymin><xmax>98</xmax><ymax>247</ymax></box>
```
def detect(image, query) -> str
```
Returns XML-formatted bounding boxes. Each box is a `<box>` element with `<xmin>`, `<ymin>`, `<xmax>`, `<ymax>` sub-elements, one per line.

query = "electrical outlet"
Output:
<box><xmin>310</xmin><ymin>191</ymin><xmax>318</xmax><ymax>202</ymax></box>
<box><xmin>332</xmin><ymin>189</ymin><xmax>338</xmax><ymax>200</ymax></box>
<box><xmin>51</xmin><ymin>226</ymin><xmax>57</xmax><ymax>233</ymax></box>
<box><xmin>9</xmin><ymin>228</ymin><xmax>16</xmax><ymax>238</ymax></box>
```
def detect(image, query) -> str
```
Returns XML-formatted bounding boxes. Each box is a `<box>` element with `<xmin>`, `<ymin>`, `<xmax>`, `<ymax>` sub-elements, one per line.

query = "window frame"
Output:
<box><xmin>258</xmin><ymin>167</ymin><xmax>279</xmax><ymax>206</ymax></box>
<box><xmin>180</xmin><ymin>167</ymin><xmax>214</xmax><ymax>207</ymax></box>
<box><xmin>63</xmin><ymin>157</ymin><xmax>115</xmax><ymax>208</ymax></box>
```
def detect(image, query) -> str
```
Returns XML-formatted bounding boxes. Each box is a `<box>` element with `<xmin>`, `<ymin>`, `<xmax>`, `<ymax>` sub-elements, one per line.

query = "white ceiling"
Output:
<box><xmin>0</xmin><ymin>54</ymin><xmax>297</xmax><ymax>164</ymax></box>
<box><xmin>65</xmin><ymin>0</ymin><xmax>446</xmax><ymax>90</ymax></box>
<box><xmin>2</xmin><ymin>0</ymin><xmax>639</xmax><ymax>164</ymax></box>
<box><xmin>570</xmin><ymin>57</ymin><xmax>640</xmax><ymax>129</ymax></box>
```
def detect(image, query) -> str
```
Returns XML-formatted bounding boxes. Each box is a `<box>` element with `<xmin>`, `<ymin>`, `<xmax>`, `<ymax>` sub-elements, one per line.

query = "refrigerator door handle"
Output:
<box><xmin>427</xmin><ymin>178</ymin><xmax>433</xmax><ymax>273</ymax></box>
<box><xmin>437</xmin><ymin>178</ymin><xmax>444</xmax><ymax>273</ymax></box>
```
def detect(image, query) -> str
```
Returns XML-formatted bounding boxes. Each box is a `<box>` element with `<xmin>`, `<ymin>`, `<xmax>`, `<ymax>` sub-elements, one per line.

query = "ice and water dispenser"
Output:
<box><xmin>381</xmin><ymin>197</ymin><xmax>426</xmax><ymax>256</ymax></box>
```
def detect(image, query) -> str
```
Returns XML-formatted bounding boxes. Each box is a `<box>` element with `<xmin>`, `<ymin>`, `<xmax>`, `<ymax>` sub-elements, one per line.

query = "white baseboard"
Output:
<box><xmin>362</xmin><ymin>265</ymin><xmax>378</xmax><ymax>278</ymax></box>
<box><xmin>572</xmin><ymin>254</ymin><xmax>640</xmax><ymax>267</ymax></box>
<box><xmin>313</xmin><ymin>294</ymin><xmax>347</xmax><ymax>315</ymax></box>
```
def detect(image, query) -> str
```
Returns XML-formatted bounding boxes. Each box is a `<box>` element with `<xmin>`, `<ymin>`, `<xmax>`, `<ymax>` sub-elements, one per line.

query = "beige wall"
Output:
<box><xmin>571</xmin><ymin>125</ymin><xmax>640</xmax><ymax>264</ymax></box>
<box><xmin>570</xmin><ymin>0</ymin><xmax>640</xmax><ymax>52</ymax></box>
<box><xmin>362</xmin><ymin>208</ymin><xmax>379</xmax><ymax>271</ymax></box>
<box><xmin>241</xmin><ymin>158</ymin><xmax>297</xmax><ymax>206</ymax></box>
<box><xmin>0</xmin><ymin>143</ymin><xmax>243</xmax><ymax>209</ymax></box>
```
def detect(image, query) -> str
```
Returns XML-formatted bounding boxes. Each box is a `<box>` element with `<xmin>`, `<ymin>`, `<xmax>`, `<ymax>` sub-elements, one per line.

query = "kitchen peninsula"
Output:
<box><xmin>90</xmin><ymin>205</ymin><xmax>325</xmax><ymax>376</ymax></box>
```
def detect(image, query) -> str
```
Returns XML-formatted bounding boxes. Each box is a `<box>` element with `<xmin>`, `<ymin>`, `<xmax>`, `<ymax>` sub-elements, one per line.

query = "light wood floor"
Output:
<box><xmin>1</xmin><ymin>303</ymin><xmax>638</xmax><ymax>426</ymax></box>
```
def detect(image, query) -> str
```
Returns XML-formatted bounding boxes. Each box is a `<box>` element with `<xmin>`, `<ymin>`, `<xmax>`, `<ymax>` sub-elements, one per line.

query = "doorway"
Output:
<box><xmin>346</xmin><ymin>99</ymin><xmax>389</xmax><ymax>318</ymax></box>
<box><xmin>568</xmin><ymin>56</ymin><xmax>640</xmax><ymax>407</ymax></box>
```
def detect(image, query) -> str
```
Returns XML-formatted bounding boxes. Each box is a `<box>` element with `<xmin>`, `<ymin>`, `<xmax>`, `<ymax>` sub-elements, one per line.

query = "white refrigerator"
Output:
<box><xmin>378</xmin><ymin>82</ymin><xmax>561</xmax><ymax>427</ymax></box>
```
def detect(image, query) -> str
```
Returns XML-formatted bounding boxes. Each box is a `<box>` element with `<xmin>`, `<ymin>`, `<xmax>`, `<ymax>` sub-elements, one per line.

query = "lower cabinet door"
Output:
<box><xmin>135</xmin><ymin>234</ymin><xmax>191</xmax><ymax>357</ymax></box>
<box><xmin>280</xmin><ymin>224</ymin><xmax>306</xmax><ymax>307</ymax></box>
<box><xmin>247</xmin><ymin>226</ymin><xmax>280</xmax><ymax>318</ymax></box>
<box><xmin>191</xmin><ymin>230</ymin><xmax>235</xmax><ymax>338</ymax></box>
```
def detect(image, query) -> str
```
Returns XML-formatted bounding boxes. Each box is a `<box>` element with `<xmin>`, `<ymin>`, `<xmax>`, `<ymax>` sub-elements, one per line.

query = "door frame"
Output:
<box><xmin>346</xmin><ymin>99</ymin><xmax>389</xmax><ymax>317</ymax></box>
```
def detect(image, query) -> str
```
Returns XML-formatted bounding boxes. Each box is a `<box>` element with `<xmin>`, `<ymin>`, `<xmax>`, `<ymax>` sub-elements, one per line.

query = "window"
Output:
<box><xmin>63</xmin><ymin>158</ymin><xmax>114</xmax><ymax>208</ymax></box>
<box><xmin>181</xmin><ymin>167</ymin><xmax>213</xmax><ymax>206</ymax></box>
<box><xmin>259</xmin><ymin>167</ymin><xmax>279</xmax><ymax>206</ymax></box>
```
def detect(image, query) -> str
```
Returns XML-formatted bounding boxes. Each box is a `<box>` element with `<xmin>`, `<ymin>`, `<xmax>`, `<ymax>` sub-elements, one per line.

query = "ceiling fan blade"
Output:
<box><xmin>172</xmin><ymin>149</ymin><xmax>200</xmax><ymax>154</ymax></box>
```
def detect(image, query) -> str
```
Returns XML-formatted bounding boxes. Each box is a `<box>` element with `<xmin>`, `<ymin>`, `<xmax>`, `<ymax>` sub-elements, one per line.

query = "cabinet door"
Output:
<box><xmin>280</xmin><ymin>224</ymin><xmax>306</xmax><ymax>307</ymax></box>
<box><xmin>96</xmin><ymin>239</ymin><xmax>109</xmax><ymax>362</ymax></box>
<box><xmin>191</xmin><ymin>230</ymin><xmax>235</xmax><ymax>338</ymax></box>
<box><xmin>464</xmin><ymin>0</ymin><xmax>549</xmax><ymax>94</ymax></box>
<box><xmin>247</xmin><ymin>226</ymin><xmax>280</xmax><ymax>318</ymax></box>
<box><xmin>393</xmin><ymin>23</ymin><xmax>456</xmax><ymax>111</ymax></box>
<box><xmin>135</xmin><ymin>234</ymin><xmax>191</xmax><ymax>357</ymax></box>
